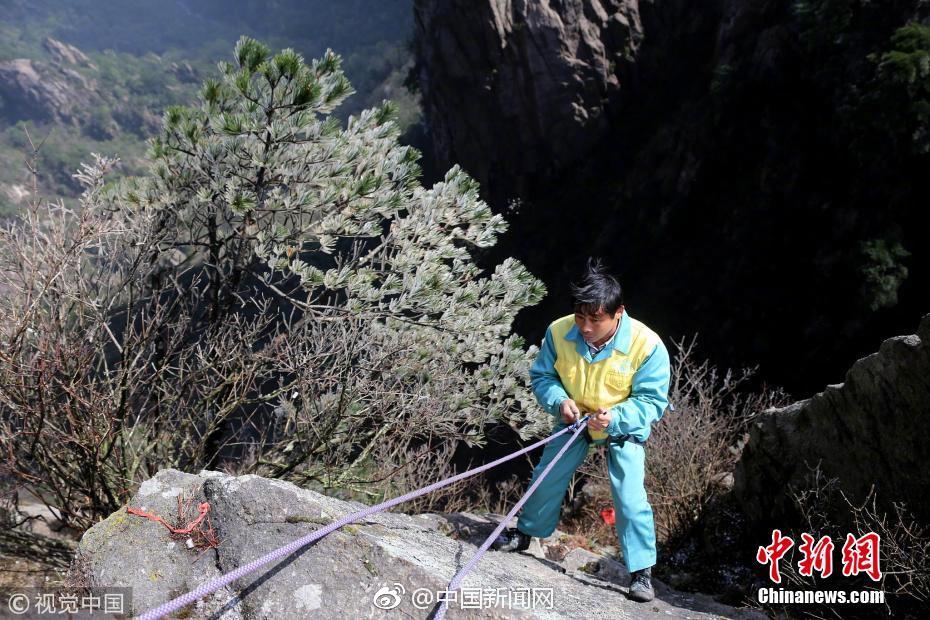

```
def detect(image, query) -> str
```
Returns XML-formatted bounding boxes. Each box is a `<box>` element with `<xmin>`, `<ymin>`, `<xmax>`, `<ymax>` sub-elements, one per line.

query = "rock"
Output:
<box><xmin>733</xmin><ymin>314</ymin><xmax>930</xmax><ymax>528</ymax></box>
<box><xmin>0</xmin><ymin>39</ymin><xmax>158</xmax><ymax>139</ymax></box>
<box><xmin>0</xmin><ymin>57</ymin><xmax>97</xmax><ymax>125</ymax></box>
<box><xmin>73</xmin><ymin>469</ymin><xmax>240</xmax><ymax>619</ymax></box>
<box><xmin>169</xmin><ymin>61</ymin><xmax>199</xmax><ymax>83</ymax></box>
<box><xmin>0</xmin><ymin>59</ymin><xmax>67</xmax><ymax>124</ymax></box>
<box><xmin>74</xmin><ymin>469</ymin><xmax>766</xmax><ymax>618</ymax></box>
<box><xmin>561</xmin><ymin>546</ymin><xmax>602</xmax><ymax>574</ymax></box>
<box><xmin>43</xmin><ymin>37</ymin><xmax>95</xmax><ymax>69</ymax></box>
<box><xmin>412</xmin><ymin>0</ymin><xmax>643</xmax><ymax>201</ymax></box>
<box><xmin>560</xmin><ymin>546</ymin><xmax>630</xmax><ymax>585</ymax></box>
<box><xmin>590</xmin><ymin>554</ymin><xmax>632</xmax><ymax>585</ymax></box>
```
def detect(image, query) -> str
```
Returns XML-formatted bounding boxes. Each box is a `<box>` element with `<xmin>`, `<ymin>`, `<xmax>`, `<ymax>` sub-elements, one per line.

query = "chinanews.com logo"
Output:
<box><xmin>755</xmin><ymin>529</ymin><xmax>885</xmax><ymax>605</ymax></box>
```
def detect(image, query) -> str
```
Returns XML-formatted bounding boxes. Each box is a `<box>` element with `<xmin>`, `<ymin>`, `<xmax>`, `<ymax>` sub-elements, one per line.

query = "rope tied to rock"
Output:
<box><xmin>135</xmin><ymin>417</ymin><xmax>590</xmax><ymax>620</ymax></box>
<box><xmin>127</xmin><ymin>502</ymin><xmax>210</xmax><ymax>536</ymax></box>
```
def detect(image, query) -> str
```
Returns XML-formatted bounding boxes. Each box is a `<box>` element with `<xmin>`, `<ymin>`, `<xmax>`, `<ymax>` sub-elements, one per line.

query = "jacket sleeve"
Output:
<box><xmin>529</xmin><ymin>326</ymin><xmax>570</xmax><ymax>417</ymax></box>
<box><xmin>606</xmin><ymin>339</ymin><xmax>670</xmax><ymax>442</ymax></box>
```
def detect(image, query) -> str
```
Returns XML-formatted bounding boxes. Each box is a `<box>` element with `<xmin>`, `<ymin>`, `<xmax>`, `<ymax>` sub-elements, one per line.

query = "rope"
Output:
<box><xmin>135</xmin><ymin>419</ymin><xmax>585</xmax><ymax>620</ymax></box>
<box><xmin>434</xmin><ymin>416</ymin><xmax>589</xmax><ymax>619</ymax></box>
<box><xmin>127</xmin><ymin>502</ymin><xmax>210</xmax><ymax>536</ymax></box>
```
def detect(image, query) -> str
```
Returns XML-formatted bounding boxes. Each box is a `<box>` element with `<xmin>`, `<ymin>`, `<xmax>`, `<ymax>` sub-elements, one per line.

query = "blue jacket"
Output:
<box><xmin>529</xmin><ymin>311</ymin><xmax>671</xmax><ymax>442</ymax></box>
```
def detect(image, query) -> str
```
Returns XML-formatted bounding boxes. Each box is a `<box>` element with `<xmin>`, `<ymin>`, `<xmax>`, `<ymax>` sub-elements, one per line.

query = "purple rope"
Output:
<box><xmin>135</xmin><ymin>420</ymin><xmax>585</xmax><ymax>619</ymax></box>
<box><xmin>434</xmin><ymin>417</ymin><xmax>589</xmax><ymax>620</ymax></box>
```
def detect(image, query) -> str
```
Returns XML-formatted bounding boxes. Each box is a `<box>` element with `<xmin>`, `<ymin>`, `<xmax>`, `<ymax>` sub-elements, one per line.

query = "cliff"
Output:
<box><xmin>412</xmin><ymin>0</ymin><xmax>930</xmax><ymax>395</ymax></box>
<box><xmin>733</xmin><ymin>313</ymin><xmax>930</xmax><ymax>529</ymax></box>
<box><xmin>412</xmin><ymin>0</ymin><xmax>643</xmax><ymax>200</ymax></box>
<box><xmin>0</xmin><ymin>39</ymin><xmax>101</xmax><ymax>128</ymax></box>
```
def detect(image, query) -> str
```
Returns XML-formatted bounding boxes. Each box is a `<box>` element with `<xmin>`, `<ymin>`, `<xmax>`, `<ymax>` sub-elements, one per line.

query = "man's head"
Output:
<box><xmin>570</xmin><ymin>257</ymin><xmax>624</xmax><ymax>345</ymax></box>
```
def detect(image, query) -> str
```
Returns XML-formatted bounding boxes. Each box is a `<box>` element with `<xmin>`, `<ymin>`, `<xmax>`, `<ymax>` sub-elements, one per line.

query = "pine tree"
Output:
<box><xmin>4</xmin><ymin>37</ymin><xmax>552</xmax><ymax>514</ymax></box>
<box><xmin>141</xmin><ymin>35</ymin><xmax>550</xmax><ymax>432</ymax></box>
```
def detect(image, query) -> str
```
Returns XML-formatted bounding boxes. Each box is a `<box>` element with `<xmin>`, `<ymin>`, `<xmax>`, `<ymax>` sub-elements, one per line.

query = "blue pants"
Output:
<box><xmin>516</xmin><ymin>424</ymin><xmax>657</xmax><ymax>572</ymax></box>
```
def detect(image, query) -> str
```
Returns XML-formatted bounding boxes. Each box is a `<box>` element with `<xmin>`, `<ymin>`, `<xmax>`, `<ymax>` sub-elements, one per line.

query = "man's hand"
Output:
<box><xmin>559</xmin><ymin>399</ymin><xmax>581</xmax><ymax>424</ymax></box>
<box><xmin>588</xmin><ymin>407</ymin><xmax>611</xmax><ymax>431</ymax></box>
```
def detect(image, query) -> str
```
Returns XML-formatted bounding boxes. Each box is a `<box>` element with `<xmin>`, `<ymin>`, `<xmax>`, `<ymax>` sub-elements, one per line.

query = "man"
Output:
<box><xmin>492</xmin><ymin>258</ymin><xmax>671</xmax><ymax>603</ymax></box>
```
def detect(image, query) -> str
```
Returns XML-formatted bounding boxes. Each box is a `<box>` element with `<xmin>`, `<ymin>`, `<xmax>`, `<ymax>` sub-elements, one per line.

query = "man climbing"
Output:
<box><xmin>492</xmin><ymin>258</ymin><xmax>671</xmax><ymax>603</ymax></box>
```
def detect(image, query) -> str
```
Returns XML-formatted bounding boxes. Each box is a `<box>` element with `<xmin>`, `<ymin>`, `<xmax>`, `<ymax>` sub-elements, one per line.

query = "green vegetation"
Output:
<box><xmin>0</xmin><ymin>38</ymin><xmax>545</xmax><ymax>549</ymax></box>
<box><xmin>0</xmin><ymin>1</ymin><xmax>417</xmax><ymax>218</ymax></box>
<box><xmin>871</xmin><ymin>22</ymin><xmax>930</xmax><ymax>154</ymax></box>
<box><xmin>861</xmin><ymin>238</ymin><xmax>911</xmax><ymax>310</ymax></box>
<box><xmin>0</xmin><ymin>45</ymin><xmax>198</xmax><ymax>217</ymax></box>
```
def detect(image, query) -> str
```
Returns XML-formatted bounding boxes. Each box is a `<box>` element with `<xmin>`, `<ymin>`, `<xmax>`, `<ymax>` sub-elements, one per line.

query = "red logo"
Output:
<box><xmin>841</xmin><ymin>532</ymin><xmax>882</xmax><ymax>581</ymax></box>
<box><xmin>757</xmin><ymin>530</ymin><xmax>882</xmax><ymax>583</ymax></box>
<box><xmin>798</xmin><ymin>533</ymin><xmax>835</xmax><ymax>578</ymax></box>
<box><xmin>756</xmin><ymin>529</ymin><xmax>794</xmax><ymax>584</ymax></box>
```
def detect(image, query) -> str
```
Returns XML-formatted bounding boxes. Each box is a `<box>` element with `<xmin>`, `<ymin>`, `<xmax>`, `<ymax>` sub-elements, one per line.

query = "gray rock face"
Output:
<box><xmin>413</xmin><ymin>0</ymin><xmax>643</xmax><ymax>200</ymax></box>
<box><xmin>168</xmin><ymin>61</ymin><xmax>200</xmax><ymax>83</ymax></box>
<box><xmin>0</xmin><ymin>37</ymin><xmax>159</xmax><ymax>138</ymax></box>
<box><xmin>42</xmin><ymin>37</ymin><xmax>96</xmax><ymax>69</ymax></box>
<box><xmin>74</xmin><ymin>469</ymin><xmax>764</xmax><ymax>619</ymax></box>
<box><xmin>0</xmin><ymin>57</ymin><xmax>96</xmax><ymax>125</ymax></box>
<box><xmin>733</xmin><ymin>314</ymin><xmax>930</xmax><ymax>527</ymax></box>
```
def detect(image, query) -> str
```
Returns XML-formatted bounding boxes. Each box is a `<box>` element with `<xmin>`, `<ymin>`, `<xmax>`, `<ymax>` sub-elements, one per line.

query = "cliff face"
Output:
<box><xmin>0</xmin><ymin>39</ymin><xmax>101</xmax><ymax>127</ymax></box>
<box><xmin>412</xmin><ymin>0</ymin><xmax>644</xmax><ymax>201</ymax></box>
<box><xmin>733</xmin><ymin>314</ymin><xmax>930</xmax><ymax>529</ymax></box>
<box><xmin>0</xmin><ymin>38</ymin><xmax>166</xmax><ymax>138</ymax></box>
<box><xmin>413</xmin><ymin>0</ymin><xmax>930</xmax><ymax>395</ymax></box>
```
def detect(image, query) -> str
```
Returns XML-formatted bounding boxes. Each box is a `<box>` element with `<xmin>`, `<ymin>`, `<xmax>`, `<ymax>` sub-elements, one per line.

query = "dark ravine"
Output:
<box><xmin>412</xmin><ymin>0</ymin><xmax>930</xmax><ymax>395</ymax></box>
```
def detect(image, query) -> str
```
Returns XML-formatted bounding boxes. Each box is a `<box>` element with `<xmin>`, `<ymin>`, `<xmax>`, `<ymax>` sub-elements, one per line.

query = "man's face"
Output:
<box><xmin>574</xmin><ymin>305</ymin><xmax>623</xmax><ymax>346</ymax></box>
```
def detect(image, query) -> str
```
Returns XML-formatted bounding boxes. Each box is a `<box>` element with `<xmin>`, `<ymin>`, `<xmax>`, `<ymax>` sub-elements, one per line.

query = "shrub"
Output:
<box><xmin>752</xmin><ymin>465</ymin><xmax>930</xmax><ymax>618</ymax></box>
<box><xmin>0</xmin><ymin>37</ymin><xmax>547</xmax><ymax>565</ymax></box>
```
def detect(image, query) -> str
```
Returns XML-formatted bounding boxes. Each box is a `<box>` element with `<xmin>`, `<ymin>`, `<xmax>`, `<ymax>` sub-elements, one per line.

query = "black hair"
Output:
<box><xmin>570</xmin><ymin>257</ymin><xmax>623</xmax><ymax>315</ymax></box>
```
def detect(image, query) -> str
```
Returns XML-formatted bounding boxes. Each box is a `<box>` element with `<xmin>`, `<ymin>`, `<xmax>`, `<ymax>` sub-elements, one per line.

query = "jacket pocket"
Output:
<box><xmin>604</xmin><ymin>370</ymin><xmax>633</xmax><ymax>399</ymax></box>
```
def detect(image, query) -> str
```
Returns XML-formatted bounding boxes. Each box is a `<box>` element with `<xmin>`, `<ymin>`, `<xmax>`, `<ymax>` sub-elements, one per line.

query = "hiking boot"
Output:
<box><xmin>628</xmin><ymin>567</ymin><xmax>655</xmax><ymax>602</ymax></box>
<box><xmin>491</xmin><ymin>528</ymin><xmax>531</xmax><ymax>552</ymax></box>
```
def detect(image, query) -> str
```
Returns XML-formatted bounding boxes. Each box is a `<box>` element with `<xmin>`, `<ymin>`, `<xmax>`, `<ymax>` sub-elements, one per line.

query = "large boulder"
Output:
<box><xmin>733</xmin><ymin>314</ymin><xmax>930</xmax><ymax>529</ymax></box>
<box><xmin>0</xmin><ymin>37</ymin><xmax>158</xmax><ymax>138</ymax></box>
<box><xmin>42</xmin><ymin>37</ymin><xmax>96</xmax><ymax>69</ymax></box>
<box><xmin>73</xmin><ymin>469</ymin><xmax>764</xmax><ymax>619</ymax></box>
<box><xmin>0</xmin><ymin>58</ymin><xmax>93</xmax><ymax>125</ymax></box>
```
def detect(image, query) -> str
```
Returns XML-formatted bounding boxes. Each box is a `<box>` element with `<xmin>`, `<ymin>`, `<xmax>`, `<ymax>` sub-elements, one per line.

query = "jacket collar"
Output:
<box><xmin>564</xmin><ymin>310</ymin><xmax>632</xmax><ymax>355</ymax></box>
